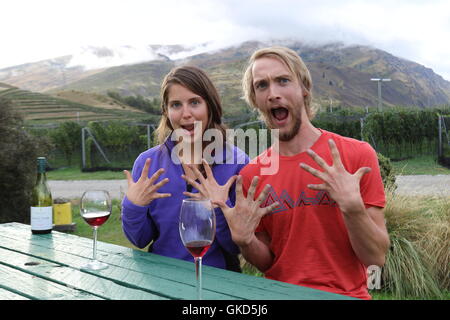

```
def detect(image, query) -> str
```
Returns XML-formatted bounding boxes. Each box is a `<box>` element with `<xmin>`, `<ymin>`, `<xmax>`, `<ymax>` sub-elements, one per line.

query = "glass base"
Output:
<box><xmin>81</xmin><ymin>259</ymin><xmax>108</xmax><ymax>271</ymax></box>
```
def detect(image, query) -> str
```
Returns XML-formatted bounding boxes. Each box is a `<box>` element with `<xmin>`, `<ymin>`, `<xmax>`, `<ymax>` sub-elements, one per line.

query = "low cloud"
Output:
<box><xmin>67</xmin><ymin>45</ymin><xmax>162</xmax><ymax>70</ymax></box>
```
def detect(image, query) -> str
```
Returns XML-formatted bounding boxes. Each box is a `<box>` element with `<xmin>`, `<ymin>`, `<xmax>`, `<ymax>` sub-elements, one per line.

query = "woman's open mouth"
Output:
<box><xmin>180</xmin><ymin>124</ymin><xmax>195</xmax><ymax>135</ymax></box>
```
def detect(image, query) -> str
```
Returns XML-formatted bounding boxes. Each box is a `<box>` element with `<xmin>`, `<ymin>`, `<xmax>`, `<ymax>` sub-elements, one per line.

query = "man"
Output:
<box><xmin>214</xmin><ymin>46</ymin><xmax>390</xmax><ymax>299</ymax></box>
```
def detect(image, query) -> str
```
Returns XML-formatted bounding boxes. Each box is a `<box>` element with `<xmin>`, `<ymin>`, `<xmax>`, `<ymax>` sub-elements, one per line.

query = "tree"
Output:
<box><xmin>0</xmin><ymin>98</ymin><xmax>41</xmax><ymax>223</ymax></box>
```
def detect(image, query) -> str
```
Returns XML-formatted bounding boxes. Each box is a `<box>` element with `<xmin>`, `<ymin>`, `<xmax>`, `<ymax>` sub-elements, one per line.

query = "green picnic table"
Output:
<box><xmin>0</xmin><ymin>222</ymin><xmax>353</xmax><ymax>300</ymax></box>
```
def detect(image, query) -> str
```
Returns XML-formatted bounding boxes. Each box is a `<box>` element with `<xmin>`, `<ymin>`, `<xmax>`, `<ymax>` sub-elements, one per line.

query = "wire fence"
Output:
<box><xmin>24</xmin><ymin>110</ymin><xmax>450</xmax><ymax>171</ymax></box>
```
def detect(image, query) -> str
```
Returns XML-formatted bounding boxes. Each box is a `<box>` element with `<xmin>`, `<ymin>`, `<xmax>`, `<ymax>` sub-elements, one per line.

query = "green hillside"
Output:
<box><xmin>50</xmin><ymin>60</ymin><xmax>175</xmax><ymax>98</ymax></box>
<box><xmin>0</xmin><ymin>87</ymin><xmax>155</xmax><ymax>125</ymax></box>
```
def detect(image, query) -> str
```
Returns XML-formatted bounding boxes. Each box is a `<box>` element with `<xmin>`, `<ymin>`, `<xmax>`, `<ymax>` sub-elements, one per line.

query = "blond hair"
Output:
<box><xmin>242</xmin><ymin>46</ymin><xmax>317</xmax><ymax>119</ymax></box>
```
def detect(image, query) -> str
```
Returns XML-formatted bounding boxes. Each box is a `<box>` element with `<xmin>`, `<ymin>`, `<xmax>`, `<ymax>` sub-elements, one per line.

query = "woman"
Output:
<box><xmin>121</xmin><ymin>66</ymin><xmax>248</xmax><ymax>271</ymax></box>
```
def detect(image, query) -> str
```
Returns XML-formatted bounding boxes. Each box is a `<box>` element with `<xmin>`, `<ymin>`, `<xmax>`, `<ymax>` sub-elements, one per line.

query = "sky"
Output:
<box><xmin>2</xmin><ymin>0</ymin><xmax>450</xmax><ymax>80</ymax></box>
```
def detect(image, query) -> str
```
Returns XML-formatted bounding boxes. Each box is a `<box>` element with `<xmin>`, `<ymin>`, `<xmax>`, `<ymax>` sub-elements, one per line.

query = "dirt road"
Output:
<box><xmin>48</xmin><ymin>175</ymin><xmax>450</xmax><ymax>200</ymax></box>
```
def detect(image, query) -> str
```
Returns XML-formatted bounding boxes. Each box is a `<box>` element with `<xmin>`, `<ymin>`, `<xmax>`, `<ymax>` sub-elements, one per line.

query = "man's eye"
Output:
<box><xmin>255</xmin><ymin>81</ymin><xmax>267</xmax><ymax>89</ymax></box>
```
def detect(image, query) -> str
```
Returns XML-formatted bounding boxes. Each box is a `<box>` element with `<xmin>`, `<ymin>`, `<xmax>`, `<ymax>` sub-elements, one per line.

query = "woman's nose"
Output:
<box><xmin>181</xmin><ymin>105</ymin><xmax>192</xmax><ymax>118</ymax></box>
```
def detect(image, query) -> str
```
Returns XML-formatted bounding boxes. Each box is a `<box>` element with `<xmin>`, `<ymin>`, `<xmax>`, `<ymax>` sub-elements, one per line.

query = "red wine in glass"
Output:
<box><xmin>82</xmin><ymin>211</ymin><xmax>111</xmax><ymax>227</ymax></box>
<box><xmin>80</xmin><ymin>190</ymin><xmax>112</xmax><ymax>271</ymax></box>
<box><xmin>179</xmin><ymin>198</ymin><xmax>216</xmax><ymax>300</ymax></box>
<box><xmin>185</xmin><ymin>240</ymin><xmax>212</xmax><ymax>259</ymax></box>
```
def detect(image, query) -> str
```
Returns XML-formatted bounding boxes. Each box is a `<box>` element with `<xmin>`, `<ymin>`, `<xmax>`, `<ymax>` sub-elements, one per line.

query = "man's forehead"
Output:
<box><xmin>252</xmin><ymin>56</ymin><xmax>292</xmax><ymax>80</ymax></box>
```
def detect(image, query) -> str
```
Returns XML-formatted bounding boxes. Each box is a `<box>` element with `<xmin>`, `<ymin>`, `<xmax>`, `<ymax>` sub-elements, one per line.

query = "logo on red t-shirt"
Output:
<box><xmin>262</xmin><ymin>186</ymin><xmax>337</xmax><ymax>214</ymax></box>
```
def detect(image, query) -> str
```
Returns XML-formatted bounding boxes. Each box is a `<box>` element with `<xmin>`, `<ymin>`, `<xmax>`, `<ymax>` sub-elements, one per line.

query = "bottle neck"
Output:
<box><xmin>36</xmin><ymin>157</ymin><xmax>47</xmax><ymax>184</ymax></box>
<box><xmin>36</xmin><ymin>172</ymin><xmax>47</xmax><ymax>184</ymax></box>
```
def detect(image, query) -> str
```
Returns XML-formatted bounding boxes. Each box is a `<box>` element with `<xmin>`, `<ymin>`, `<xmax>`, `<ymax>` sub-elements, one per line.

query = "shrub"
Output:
<box><xmin>0</xmin><ymin>99</ymin><xmax>41</xmax><ymax>223</ymax></box>
<box><xmin>48</xmin><ymin>121</ymin><xmax>82</xmax><ymax>166</ymax></box>
<box><xmin>377</xmin><ymin>152</ymin><xmax>396</xmax><ymax>190</ymax></box>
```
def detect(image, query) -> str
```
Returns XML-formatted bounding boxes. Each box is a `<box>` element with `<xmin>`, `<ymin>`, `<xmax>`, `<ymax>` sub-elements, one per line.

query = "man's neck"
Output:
<box><xmin>276</xmin><ymin>120</ymin><xmax>322</xmax><ymax>157</ymax></box>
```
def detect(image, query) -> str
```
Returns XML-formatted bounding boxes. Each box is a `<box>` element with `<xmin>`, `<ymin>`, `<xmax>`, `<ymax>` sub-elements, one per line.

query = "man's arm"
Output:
<box><xmin>239</xmin><ymin>231</ymin><xmax>274</xmax><ymax>272</ymax></box>
<box><xmin>300</xmin><ymin>139</ymin><xmax>390</xmax><ymax>267</ymax></box>
<box><xmin>212</xmin><ymin>176</ymin><xmax>279</xmax><ymax>272</ymax></box>
<box><xmin>341</xmin><ymin>205</ymin><xmax>390</xmax><ymax>267</ymax></box>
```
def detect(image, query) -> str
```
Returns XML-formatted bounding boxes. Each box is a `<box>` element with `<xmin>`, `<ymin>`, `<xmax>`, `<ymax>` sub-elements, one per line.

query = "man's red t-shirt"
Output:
<box><xmin>239</xmin><ymin>130</ymin><xmax>386</xmax><ymax>299</ymax></box>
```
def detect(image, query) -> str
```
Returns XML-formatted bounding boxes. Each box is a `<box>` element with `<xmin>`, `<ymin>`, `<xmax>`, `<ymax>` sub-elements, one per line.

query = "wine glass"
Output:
<box><xmin>80</xmin><ymin>190</ymin><xmax>112</xmax><ymax>271</ymax></box>
<box><xmin>179</xmin><ymin>198</ymin><xmax>216</xmax><ymax>300</ymax></box>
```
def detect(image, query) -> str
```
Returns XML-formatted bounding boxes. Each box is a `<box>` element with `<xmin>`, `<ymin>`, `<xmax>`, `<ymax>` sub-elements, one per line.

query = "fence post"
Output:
<box><xmin>438</xmin><ymin>115</ymin><xmax>442</xmax><ymax>158</ymax></box>
<box><xmin>82</xmin><ymin>127</ymin><xmax>86</xmax><ymax>168</ymax></box>
<box><xmin>147</xmin><ymin>125</ymin><xmax>151</xmax><ymax>150</ymax></box>
<box><xmin>360</xmin><ymin>118</ymin><xmax>364</xmax><ymax>141</ymax></box>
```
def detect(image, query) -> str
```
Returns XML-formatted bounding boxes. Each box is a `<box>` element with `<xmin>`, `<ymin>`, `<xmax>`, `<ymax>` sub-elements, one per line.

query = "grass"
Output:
<box><xmin>68</xmin><ymin>199</ymin><xmax>147</xmax><ymax>251</ymax></box>
<box><xmin>380</xmin><ymin>185</ymin><xmax>449</xmax><ymax>300</ymax></box>
<box><xmin>48</xmin><ymin>166</ymin><xmax>125</xmax><ymax>180</ymax></box>
<box><xmin>391</xmin><ymin>154</ymin><xmax>450</xmax><ymax>175</ymax></box>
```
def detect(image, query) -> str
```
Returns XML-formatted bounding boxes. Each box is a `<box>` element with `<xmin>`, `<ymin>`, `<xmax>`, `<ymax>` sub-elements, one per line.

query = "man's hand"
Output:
<box><xmin>124</xmin><ymin>158</ymin><xmax>171</xmax><ymax>206</ymax></box>
<box><xmin>299</xmin><ymin>139</ymin><xmax>371</xmax><ymax>215</ymax></box>
<box><xmin>213</xmin><ymin>175</ymin><xmax>279</xmax><ymax>247</ymax></box>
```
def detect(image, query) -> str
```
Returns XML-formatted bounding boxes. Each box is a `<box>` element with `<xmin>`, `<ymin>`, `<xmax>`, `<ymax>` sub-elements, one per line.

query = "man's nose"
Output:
<box><xmin>267</xmin><ymin>84</ymin><xmax>281</xmax><ymax>102</ymax></box>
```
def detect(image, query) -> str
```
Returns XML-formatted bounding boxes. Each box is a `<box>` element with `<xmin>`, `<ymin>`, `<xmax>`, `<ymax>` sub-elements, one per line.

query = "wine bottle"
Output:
<box><xmin>30</xmin><ymin>157</ymin><xmax>53</xmax><ymax>234</ymax></box>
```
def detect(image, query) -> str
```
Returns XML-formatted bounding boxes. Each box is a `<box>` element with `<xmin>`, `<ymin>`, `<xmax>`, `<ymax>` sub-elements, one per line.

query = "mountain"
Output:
<box><xmin>0</xmin><ymin>56</ymin><xmax>105</xmax><ymax>92</ymax></box>
<box><xmin>1</xmin><ymin>41</ymin><xmax>449</xmax><ymax>121</ymax></box>
<box><xmin>0</xmin><ymin>44</ymin><xmax>190</xmax><ymax>93</ymax></box>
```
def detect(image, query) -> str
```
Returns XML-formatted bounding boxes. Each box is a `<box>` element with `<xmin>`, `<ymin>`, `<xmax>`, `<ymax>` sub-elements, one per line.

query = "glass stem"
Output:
<box><xmin>195</xmin><ymin>257</ymin><xmax>202</xmax><ymax>300</ymax></box>
<box><xmin>93</xmin><ymin>226</ymin><xmax>98</xmax><ymax>261</ymax></box>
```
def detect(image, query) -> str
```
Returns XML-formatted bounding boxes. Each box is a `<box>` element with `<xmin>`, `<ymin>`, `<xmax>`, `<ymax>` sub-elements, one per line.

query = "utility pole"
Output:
<box><xmin>370</xmin><ymin>78</ymin><xmax>391</xmax><ymax>111</ymax></box>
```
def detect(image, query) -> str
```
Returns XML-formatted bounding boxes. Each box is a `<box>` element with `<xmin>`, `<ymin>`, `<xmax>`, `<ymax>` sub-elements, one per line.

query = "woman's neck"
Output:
<box><xmin>178</xmin><ymin>140</ymin><xmax>203</xmax><ymax>165</ymax></box>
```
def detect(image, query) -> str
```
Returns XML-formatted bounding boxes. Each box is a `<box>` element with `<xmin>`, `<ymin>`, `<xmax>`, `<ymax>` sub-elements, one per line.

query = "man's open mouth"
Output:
<box><xmin>271</xmin><ymin>107</ymin><xmax>289</xmax><ymax>121</ymax></box>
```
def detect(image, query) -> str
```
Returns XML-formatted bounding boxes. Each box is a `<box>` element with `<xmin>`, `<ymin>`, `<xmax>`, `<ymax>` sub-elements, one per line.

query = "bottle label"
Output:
<box><xmin>31</xmin><ymin>206</ymin><xmax>53</xmax><ymax>230</ymax></box>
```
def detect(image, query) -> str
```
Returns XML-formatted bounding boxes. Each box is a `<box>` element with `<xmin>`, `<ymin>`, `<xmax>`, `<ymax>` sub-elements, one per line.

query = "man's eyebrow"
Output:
<box><xmin>275</xmin><ymin>73</ymin><xmax>293</xmax><ymax>79</ymax></box>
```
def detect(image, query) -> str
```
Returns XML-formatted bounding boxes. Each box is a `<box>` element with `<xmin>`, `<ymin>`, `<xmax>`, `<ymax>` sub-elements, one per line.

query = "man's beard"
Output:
<box><xmin>263</xmin><ymin>108</ymin><xmax>302</xmax><ymax>142</ymax></box>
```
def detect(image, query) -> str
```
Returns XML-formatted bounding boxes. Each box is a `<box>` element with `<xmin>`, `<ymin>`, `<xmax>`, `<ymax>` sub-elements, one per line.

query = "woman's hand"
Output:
<box><xmin>181</xmin><ymin>159</ymin><xmax>237</xmax><ymax>206</ymax></box>
<box><xmin>124</xmin><ymin>158</ymin><xmax>171</xmax><ymax>206</ymax></box>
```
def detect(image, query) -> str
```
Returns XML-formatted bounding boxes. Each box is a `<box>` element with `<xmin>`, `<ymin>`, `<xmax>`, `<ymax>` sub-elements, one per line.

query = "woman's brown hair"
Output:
<box><xmin>155</xmin><ymin>66</ymin><xmax>227</xmax><ymax>145</ymax></box>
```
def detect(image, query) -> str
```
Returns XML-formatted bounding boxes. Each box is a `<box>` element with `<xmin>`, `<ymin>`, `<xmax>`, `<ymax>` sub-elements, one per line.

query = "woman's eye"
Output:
<box><xmin>171</xmin><ymin>102</ymin><xmax>182</xmax><ymax>108</ymax></box>
<box><xmin>279</xmin><ymin>78</ymin><xmax>289</xmax><ymax>84</ymax></box>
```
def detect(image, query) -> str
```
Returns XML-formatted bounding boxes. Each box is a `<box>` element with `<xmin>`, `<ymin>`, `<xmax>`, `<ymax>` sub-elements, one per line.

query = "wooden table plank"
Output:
<box><xmin>0</xmin><ymin>223</ymin><xmax>352</xmax><ymax>300</ymax></box>
<box><xmin>0</xmin><ymin>247</ymin><xmax>167</xmax><ymax>300</ymax></box>
<box><xmin>0</xmin><ymin>226</ymin><xmax>235</xmax><ymax>300</ymax></box>
<box><xmin>0</xmin><ymin>264</ymin><xmax>101</xmax><ymax>300</ymax></box>
<box><xmin>0</xmin><ymin>288</ymin><xmax>30</xmax><ymax>300</ymax></box>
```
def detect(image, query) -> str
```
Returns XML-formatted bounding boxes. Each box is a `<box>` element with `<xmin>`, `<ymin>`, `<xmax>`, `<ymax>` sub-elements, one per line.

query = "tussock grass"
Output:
<box><xmin>382</xmin><ymin>185</ymin><xmax>449</xmax><ymax>299</ymax></box>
